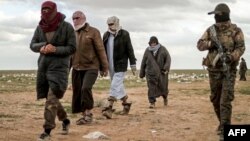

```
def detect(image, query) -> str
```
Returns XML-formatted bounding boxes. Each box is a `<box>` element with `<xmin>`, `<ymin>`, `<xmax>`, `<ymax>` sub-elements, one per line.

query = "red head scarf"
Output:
<box><xmin>39</xmin><ymin>1</ymin><xmax>62</xmax><ymax>32</ymax></box>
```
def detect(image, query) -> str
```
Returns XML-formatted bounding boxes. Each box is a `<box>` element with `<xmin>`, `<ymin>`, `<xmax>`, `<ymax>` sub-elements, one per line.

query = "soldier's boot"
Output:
<box><xmin>102</xmin><ymin>106</ymin><xmax>115</xmax><ymax>119</ymax></box>
<box><xmin>214</xmin><ymin>108</ymin><xmax>221</xmax><ymax>135</ymax></box>
<box><xmin>102</xmin><ymin>96</ymin><xmax>116</xmax><ymax>119</ymax></box>
<box><xmin>120</xmin><ymin>102</ymin><xmax>132</xmax><ymax>115</ymax></box>
<box><xmin>120</xmin><ymin>95</ymin><xmax>132</xmax><ymax>115</ymax></box>
<box><xmin>219</xmin><ymin>133</ymin><xmax>224</xmax><ymax>141</ymax></box>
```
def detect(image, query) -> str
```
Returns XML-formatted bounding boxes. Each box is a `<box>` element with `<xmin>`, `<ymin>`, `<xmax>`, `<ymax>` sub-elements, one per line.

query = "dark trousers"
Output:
<box><xmin>44</xmin><ymin>89</ymin><xmax>67</xmax><ymax>129</ymax></box>
<box><xmin>72</xmin><ymin>69</ymin><xmax>98</xmax><ymax>113</ymax></box>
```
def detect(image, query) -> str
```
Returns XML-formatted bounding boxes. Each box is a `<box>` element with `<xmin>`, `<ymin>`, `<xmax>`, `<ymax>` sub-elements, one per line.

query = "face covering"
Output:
<box><xmin>215</xmin><ymin>12</ymin><xmax>230</xmax><ymax>23</ymax></box>
<box><xmin>107</xmin><ymin>16</ymin><xmax>121</xmax><ymax>33</ymax></box>
<box><xmin>39</xmin><ymin>1</ymin><xmax>62</xmax><ymax>32</ymax></box>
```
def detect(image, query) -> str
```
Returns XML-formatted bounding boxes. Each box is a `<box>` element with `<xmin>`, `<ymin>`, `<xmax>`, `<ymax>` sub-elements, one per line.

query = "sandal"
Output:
<box><xmin>76</xmin><ymin>114</ymin><xmax>93</xmax><ymax>125</ymax></box>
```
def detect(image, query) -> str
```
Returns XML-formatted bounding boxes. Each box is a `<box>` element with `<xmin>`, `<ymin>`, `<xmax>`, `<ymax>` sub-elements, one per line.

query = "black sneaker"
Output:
<box><xmin>61</xmin><ymin>120</ymin><xmax>70</xmax><ymax>135</ymax></box>
<box><xmin>37</xmin><ymin>132</ymin><xmax>50</xmax><ymax>141</ymax></box>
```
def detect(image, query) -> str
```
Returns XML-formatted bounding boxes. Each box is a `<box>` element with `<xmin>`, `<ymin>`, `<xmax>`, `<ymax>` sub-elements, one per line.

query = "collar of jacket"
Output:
<box><xmin>78</xmin><ymin>23</ymin><xmax>90</xmax><ymax>32</ymax></box>
<box><xmin>108</xmin><ymin>29</ymin><xmax>122</xmax><ymax>37</ymax></box>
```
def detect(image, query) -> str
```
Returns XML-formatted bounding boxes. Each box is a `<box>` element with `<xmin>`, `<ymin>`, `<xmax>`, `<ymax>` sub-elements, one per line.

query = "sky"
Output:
<box><xmin>0</xmin><ymin>0</ymin><xmax>249</xmax><ymax>70</ymax></box>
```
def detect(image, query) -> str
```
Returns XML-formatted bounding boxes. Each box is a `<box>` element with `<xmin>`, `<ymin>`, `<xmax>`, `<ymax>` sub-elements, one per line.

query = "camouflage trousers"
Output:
<box><xmin>43</xmin><ymin>89</ymin><xmax>67</xmax><ymax>129</ymax></box>
<box><xmin>208</xmin><ymin>70</ymin><xmax>236</xmax><ymax>134</ymax></box>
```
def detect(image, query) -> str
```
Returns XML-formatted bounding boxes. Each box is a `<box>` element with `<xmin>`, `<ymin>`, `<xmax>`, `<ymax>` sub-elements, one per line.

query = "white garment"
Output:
<box><xmin>106</xmin><ymin>34</ymin><xmax>115</xmax><ymax>76</ymax></box>
<box><xmin>106</xmin><ymin>34</ymin><xmax>126</xmax><ymax>99</ymax></box>
<box><xmin>110</xmin><ymin>72</ymin><xmax>126</xmax><ymax>99</ymax></box>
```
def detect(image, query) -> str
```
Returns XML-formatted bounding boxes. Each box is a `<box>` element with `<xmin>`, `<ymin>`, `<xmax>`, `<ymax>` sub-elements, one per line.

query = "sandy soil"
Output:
<box><xmin>0</xmin><ymin>78</ymin><xmax>250</xmax><ymax>141</ymax></box>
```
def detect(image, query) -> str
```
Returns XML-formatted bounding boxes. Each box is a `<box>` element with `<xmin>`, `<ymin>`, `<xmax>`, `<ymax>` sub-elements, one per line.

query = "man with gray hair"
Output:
<box><xmin>102</xmin><ymin>16</ymin><xmax>137</xmax><ymax>119</ymax></box>
<box><xmin>71</xmin><ymin>11</ymin><xmax>109</xmax><ymax>125</ymax></box>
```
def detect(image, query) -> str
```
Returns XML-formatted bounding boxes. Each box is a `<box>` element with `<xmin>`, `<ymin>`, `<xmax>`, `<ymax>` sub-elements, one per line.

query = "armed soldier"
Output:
<box><xmin>197</xmin><ymin>3</ymin><xmax>245</xmax><ymax>141</ymax></box>
<box><xmin>239</xmin><ymin>58</ymin><xmax>248</xmax><ymax>81</ymax></box>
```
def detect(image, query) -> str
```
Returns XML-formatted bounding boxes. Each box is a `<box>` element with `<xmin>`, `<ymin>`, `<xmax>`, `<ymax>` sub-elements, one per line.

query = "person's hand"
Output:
<box><xmin>45</xmin><ymin>44</ymin><xmax>56</xmax><ymax>53</ymax></box>
<box><xmin>131</xmin><ymin>65</ymin><xmax>137</xmax><ymax>75</ymax></box>
<box><xmin>161</xmin><ymin>70</ymin><xmax>168</xmax><ymax>75</ymax></box>
<box><xmin>100</xmin><ymin>71</ymin><xmax>108</xmax><ymax>77</ymax></box>
<box><xmin>40</xmin><ymin>46</ymin><xmax>46</xmax><ymax>54</ymax></box>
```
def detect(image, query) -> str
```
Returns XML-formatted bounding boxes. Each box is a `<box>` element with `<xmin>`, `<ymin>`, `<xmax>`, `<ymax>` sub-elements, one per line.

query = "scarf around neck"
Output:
<box><xmin>39</xmin><ymin>12</ymin><xmax>62</xmax><ymax>33</ymax></box>
<box><xmin>148</xmin><ymin>44</ymin><xmax>161</xmax><ymax>56</ymax></box>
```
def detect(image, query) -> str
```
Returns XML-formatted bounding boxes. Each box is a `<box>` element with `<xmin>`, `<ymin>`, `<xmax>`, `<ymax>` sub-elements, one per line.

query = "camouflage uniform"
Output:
<box><xmin>197</xmin><ymin>3</ymin><xmax>245</xmax><ymax>140</ymax></box>
<box><xmin>239</xmin><ymin>58</ymin><xmax>248</xmax><ymax>81</ymax></box>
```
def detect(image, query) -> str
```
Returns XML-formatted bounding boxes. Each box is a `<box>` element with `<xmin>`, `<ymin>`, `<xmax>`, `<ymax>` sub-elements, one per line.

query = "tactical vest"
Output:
<box><xmin>203</xmin><ymin>23</ymin><xmax>239</xmax><ymax>71</ymax></box>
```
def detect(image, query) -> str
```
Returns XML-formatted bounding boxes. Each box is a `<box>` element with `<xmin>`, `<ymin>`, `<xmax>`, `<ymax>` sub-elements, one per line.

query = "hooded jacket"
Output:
<box><xmin>30</xmin><ymin>14</ymin><xmax>76</xmax><ymax>99</ymax></box>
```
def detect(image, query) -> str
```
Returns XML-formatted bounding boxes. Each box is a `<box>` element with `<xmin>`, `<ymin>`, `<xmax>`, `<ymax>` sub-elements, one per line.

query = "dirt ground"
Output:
<box><xmin>0</xmin><ymin>77</ymin><xmax>250</xmax><ymax>141</ymax></box>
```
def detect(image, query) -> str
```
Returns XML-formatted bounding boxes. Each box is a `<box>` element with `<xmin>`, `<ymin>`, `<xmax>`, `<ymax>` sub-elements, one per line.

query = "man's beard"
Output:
<box><xmin>74</xmin><ymin>23</ymin><xmax>85</xmax><ymax>31</ymax></box>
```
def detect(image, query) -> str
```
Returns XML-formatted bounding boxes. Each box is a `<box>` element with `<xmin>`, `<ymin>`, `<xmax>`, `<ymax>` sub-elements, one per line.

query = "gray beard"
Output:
<box><xmin>74</xmin><ymin>23</ymin><xmax>85</xmax><ymax>31</ymax></box>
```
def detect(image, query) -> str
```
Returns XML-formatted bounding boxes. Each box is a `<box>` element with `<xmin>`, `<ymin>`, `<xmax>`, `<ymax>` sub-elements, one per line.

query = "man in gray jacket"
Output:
<box><xmin>30</xmin><ymin>1</ymin><xmax>76</xmax><ymax>140</ymax></box>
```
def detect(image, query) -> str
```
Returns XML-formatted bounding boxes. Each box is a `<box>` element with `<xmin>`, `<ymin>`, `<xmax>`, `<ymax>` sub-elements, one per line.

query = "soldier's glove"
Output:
<box><xmin>130</xmin><ymin>65</ymin><xmax>137</xmax><ymax>76</ymax></box>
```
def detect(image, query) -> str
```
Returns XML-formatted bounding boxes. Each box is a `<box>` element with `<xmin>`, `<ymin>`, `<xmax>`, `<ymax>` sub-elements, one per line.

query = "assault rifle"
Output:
<box><xmin>209</xmin><ymin>26</ymin><xmax>229</xmax><ymax>73</ymax></box>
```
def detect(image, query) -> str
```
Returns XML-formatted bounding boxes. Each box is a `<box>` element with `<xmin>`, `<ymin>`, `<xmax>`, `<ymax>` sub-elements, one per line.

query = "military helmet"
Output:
<box><xmin>208</xmin><ymin>3</ymin><xmax>230</xmax><ymax>15</ymax></box>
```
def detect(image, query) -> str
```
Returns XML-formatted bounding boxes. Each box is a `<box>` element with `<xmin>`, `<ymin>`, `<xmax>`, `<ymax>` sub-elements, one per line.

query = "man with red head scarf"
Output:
<box><xmin>30</xmin><ymin>1</ymin><xmax>76</xmax><ymax>140</ymax></box>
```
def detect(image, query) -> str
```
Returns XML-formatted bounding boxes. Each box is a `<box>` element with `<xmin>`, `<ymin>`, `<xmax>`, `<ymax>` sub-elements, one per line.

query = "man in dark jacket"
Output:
<box><xmin>239</xmin><ymin>58</ymin><xmax>248</xmax><ymax>81</ymax></box>
<box><xmin>102</xmin><ymin>16</ymin><xmax>137</xmax><ymax>119</ymax></box>
<box><xmin>197</xmin><ymin>3</ymin><xmax>245</xmax><ymax>141</ymax></box>
<box><xmin>30</xmin><ymin>1</ymin><xmax>76</xmax><ymax>140</ymax></box>
<box><xmin>71</xmin><ymin>11</ymin><xmax>109</xmax><ymax>125</ymax></box>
